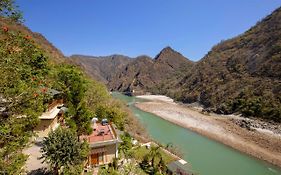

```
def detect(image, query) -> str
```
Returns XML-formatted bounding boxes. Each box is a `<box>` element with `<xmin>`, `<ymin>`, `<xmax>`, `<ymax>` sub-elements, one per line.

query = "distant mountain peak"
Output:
<box><xmin>155</xmin><ymin>46</ymin><xmax>177</xmax><ymax>60</ymax></box>
<box><xmin>154</xmin><ymin>46</ymin><xmax>194</xmax><ymax>66</ymax></box>
<box><xmin>161</xmin><ymin>46</ymin><xmax>174</xmax><ymax>52</ymax></box>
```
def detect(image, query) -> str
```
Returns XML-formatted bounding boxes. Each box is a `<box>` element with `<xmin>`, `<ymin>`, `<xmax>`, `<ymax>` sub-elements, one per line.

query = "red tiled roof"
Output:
<box><xmin>81</xmin><ymin>123</ymin><xmax>115</xmax><ymax>143</ymax></box>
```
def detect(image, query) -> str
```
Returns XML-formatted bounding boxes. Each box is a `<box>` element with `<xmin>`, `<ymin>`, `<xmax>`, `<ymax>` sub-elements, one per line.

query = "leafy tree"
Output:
<box><xmin>62</xmin><ymin>164</ymin><xmax>84</xmax><ymax>175</ymax></box>
<box><xmin>84</xmin><ymin>79</ymin><xmax>110</xmax><ymax>110</ymax></box>
<box><xmin>225</xmin><ymin>90</ymin><xmax>281</xmax><ymax>122</ymax></box>
<box><xmin>119</xmin><ymin>133</ymin><xmax>133</xmax><ymax>159</ymax></box>
<box><xmin>53</xmin><ymin>65</ymin><xmax>93</xmax><ymax>137</ymax></box>
<box><xmin>140</xmin><ymin>154</ymin><xmax>152</xmax><ymax>174</ymax></box>
<box><xmin>0</xmin><ymin>0</ymin><xmax>23</xmax><ymax>22</ymax></box>
<box><xmin>0</xmin><ymin>26</ymin><xmax>50</xmax><ymax>174</ymax></box>
<box><xmin>122</xmin><ymin>161</ymin><xmax>143</xmax><ymax>175</ymax></box>
<box><xmin>140</xmin><ymin>146</ymin><xmax>167</xmax><ymax>174</ymax></box>
<box><xmin>156</xmin><ymin>157</ymin><xmax>167</xmax><ymax>174</ymax></box>
<box><xmin>0</xmin><ymin>152</ymin><xmax>27</xmax><ymax>175</ymax></box>
<box><xmin>149</xmin><ymin>146</ymin><xmax>162</xmax><ymax>168</ymax></box>
<box><xmin>96</xmin><ymin>101</ymin><xmax>127</xmax><ymax>130</ymax></box>
<box><xmin>41</xmin><ymin>127</ymin><xmax>89</xmax><ymax>175</ymax></box>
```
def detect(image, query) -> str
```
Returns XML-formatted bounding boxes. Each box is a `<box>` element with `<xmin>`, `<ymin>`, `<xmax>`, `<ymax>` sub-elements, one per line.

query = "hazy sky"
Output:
<box><xmin>17</xmin><ymin>0</ymin><xmax>281</xmax><ymax>61</ymax></box>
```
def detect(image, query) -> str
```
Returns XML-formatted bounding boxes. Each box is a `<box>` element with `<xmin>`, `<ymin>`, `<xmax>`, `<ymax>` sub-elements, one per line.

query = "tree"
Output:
<box><xmin>140</xmin><ymin>146</ymin><xmax>166</xmax><ymax>174</ymax></box>
<box><xmin>149</xmin><ymin>146</ymin><xmax>162</xmax><ymax>168</ymax></box>
<box><xmin>122</xmin><ymin>160</ymin><xmax>143</xmax><ymax>175</ymax></box>
<box><xmin>96</xmin><ymin>101</ymin><xmax>127</xmax><ymax>130</ymax></box>
<box><xmin>62</xmin><ymin>164</ymin><xmax>84</xmax><ymax>175</ymax></box>
<box><xmin>118</xmin><ymin>133</ymin><xmax>133</xmax><ymax>159</ymax></box>
<box><xmin>40</xmin><ymin>128</ymin><xmax>89</xmax><ymax>175</ymax></box>
<box><xmin>0</xmin><ymin>27</ymin><xmax>50</xmax><ymax>174</ymax></box>
<box><xmin>140</xmin><ymin>154</ymin><xmax>152</xmax><ymax>174</ymax></box>
<box><xmin>0</xmin><ymin>0</ymin><xmax>23</xmax><ymax>22</ymax></box>
<box><xmin>71</xmin><ymin>102</ymin><xmax>93</xmax><ymax>137</ymax></box>
<box><xmin>84</xmin><ymin>79</ymin><xmax>110</xmax><ymax>110</ymax></box>
<box><xmin>53</xmin><ymin>65</ymin><xmax>93</xmax><ymax>138</ymax></box>
<box><xmin>157</xmin><ymin>157</ymin><xmax>167</xmax><ymax>174</ymax></box>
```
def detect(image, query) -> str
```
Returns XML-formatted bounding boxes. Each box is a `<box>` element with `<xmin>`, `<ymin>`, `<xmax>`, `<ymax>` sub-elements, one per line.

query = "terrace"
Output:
<box><xmin>81</xmin><ymin>123</ymin><xmax>120</xmax><ymax>148</ymax></box>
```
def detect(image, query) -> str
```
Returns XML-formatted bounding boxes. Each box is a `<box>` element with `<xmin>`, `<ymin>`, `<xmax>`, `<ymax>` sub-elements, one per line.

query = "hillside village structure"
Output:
<box><xmin>81</xmin><ymin>122</ymin><xmax>121</xmax><ymax>166</ymax></box>
<box><xmin>34</xmin><ymin>89</ymin><xmax>65</xmax><ymax>137</ymax></box>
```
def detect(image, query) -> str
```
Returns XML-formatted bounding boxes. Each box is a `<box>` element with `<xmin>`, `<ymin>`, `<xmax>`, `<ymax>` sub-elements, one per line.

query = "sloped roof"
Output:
<box><xmin>46</xmin><ymin>88</ymin><xmax>61</xmax><ymax>96</ymax></box>
<box><xmin>167</xmin><ymin>160</ymin><xmax>195</xmax><ymax>175</ymax></box>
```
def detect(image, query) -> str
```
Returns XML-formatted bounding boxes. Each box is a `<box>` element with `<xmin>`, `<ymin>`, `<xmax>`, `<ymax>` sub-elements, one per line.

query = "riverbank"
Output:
<box><xmin>135</xmin><ymin>95</ymin><xmax>281</xmax><ymax>168</ymax></box>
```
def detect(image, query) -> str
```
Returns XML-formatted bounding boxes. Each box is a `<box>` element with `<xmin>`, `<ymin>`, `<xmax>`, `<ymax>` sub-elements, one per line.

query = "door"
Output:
<box><xmin>91</xmin><ymin>153</ymin><xmax>98</xmax><ymax>165</ymax></box>
<box><xmin>99</xmin><ymin>152</ymin><xmax>104</xmax><ymax>164</ymax></box>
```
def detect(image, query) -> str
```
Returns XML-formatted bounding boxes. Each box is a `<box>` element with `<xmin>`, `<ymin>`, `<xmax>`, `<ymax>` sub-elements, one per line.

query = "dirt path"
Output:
<box><xmin>23</xmin><ymin>142</ymin><xmax>48</xmax><ymax>173</ymax></box>
<box><xmin>135</xmin><ymin>100</ymin><xmax>281</xmax><ymax>168</ymax></box>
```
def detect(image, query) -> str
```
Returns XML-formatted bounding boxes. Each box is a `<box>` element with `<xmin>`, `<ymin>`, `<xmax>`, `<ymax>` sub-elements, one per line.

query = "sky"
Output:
<box><xmin>17</xmin><ymin>0</ymin><xmax>281</xmax><ymax>61</ymax></box>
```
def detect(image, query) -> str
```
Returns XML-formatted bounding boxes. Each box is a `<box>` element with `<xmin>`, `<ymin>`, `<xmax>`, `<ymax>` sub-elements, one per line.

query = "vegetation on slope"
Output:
<box><xmin>72</xmin><ymin>7</ymin><xmax>281</xmax><ymax>122</ymax></box>
<box><xmin>99</xmin><ymin>133</ymin><xmax>176</xmax><ymax>175</ymax></box>
<box><xmin>0</xmin><ymin>16</ymin><xmax>66</xmax><ymax>63</ymax></box>
<box><xmin>0</xmin><ymin>7</ymin><xmax>65</xmax><ymax>64</ymax></box>
<box><xmin>70</xmin><ymin>54</ymin><xmax>132</xmax><ymax>83</ymax></box>
<box><xmin>70</xmin><ymin>47</ymin><xmax>195</xmax><ymax>95</ymax></box>
<box><xmin>0</xmin><ymin>27</ymin><xmax>138</xmax><ymax>173</ymax></box>
<box><xmin>174</xmin><ymin>7</ymin><xmax>281</xmax><ymax>122</ymax></box>
<box><xmin>0</xmin><ymin>23</ymin><xmax>52</xmax><ymax>174</ymax></box>
<box><xmin>0</xmin><ymin>2</ymin><xmax>144</xmax><ymax>174</ymax></box>
<box><xmin>108</xmin><ymin>47</ymin><xmax>194</xmax><ymax>94</ymax></box>
<box><xmin>0</xmin><ymin>0</ymin><xmax>23</xmax><ymax>22</ymax></box>
<box><xmin>41</xmin><ymin>128</ymin><xmax>89</xmax><ymax>175</ymax></box>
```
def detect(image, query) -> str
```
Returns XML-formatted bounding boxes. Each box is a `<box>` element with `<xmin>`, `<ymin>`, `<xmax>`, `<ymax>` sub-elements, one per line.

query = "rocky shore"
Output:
<box><xmin>135</xmin><ymin>95</ymin><xmax>281</xmax><ymax>168</ymax></box>
<box><xmin>232</xmin><ymin>118</ymin><xmax>281</xmax><ymax>135</ymax></box>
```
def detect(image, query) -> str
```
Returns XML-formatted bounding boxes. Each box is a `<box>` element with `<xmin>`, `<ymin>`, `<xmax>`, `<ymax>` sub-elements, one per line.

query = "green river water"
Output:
<box><xmin>112</xmin><ymin>92</ymin><xmax>281</xmax><ymax>175</ymax></box>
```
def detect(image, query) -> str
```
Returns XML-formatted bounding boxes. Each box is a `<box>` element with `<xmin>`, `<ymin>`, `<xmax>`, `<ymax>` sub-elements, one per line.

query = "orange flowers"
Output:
<box><xmin>24</xmin><ymin>35</ymin><xmax>32</xmax><ymax>40</ymax></box>
<box><xmin>2</xmin><ymin>26</ymin><xmax>9</xmax><ymax>32</ymax></box>
<box><xmin>41</xmin><ymin>88</ymin><xmax>47</xmax><ymax>93</ymax></box>
<box><xmin>33</xmin><ymin>93</ymin><xmax>39</xmax><ymax>97</ymax></box>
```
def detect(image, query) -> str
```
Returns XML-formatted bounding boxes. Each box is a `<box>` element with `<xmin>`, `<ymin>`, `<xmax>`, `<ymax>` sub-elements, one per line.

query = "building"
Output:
<box><xmin>81</xmin><ymin>122</ymin><xmax>122</xmax><ymax>166</ymax></box>
<box><xmin>34</xmin><ymin>89</ymin><xmax>65</xmax><ymax>137</ymax></box>
<box><xmin>167</xmin><ymin>159</ymin><xmax>195</xmax><ymax>175</ymax></box>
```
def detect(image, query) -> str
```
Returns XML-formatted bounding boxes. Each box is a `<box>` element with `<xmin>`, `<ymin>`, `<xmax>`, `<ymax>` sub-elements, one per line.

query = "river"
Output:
<box><xmin>112</xmin><ymin>92</ymin><xmax>281</xmax><ymax>175</ymax></box>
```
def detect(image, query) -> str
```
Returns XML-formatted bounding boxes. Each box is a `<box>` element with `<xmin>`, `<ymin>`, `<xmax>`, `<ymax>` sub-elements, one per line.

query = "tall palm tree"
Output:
<box><xmin>149</xmin><ymin>146</ymin><xmax>162</xmax><ymax>168</ymax></box>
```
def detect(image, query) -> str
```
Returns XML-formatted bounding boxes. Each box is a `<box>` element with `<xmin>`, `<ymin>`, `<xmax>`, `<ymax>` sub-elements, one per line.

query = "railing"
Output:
<box><xmin>47</xmin><ymin>99</ymin><xmax>63</xmax><ymax>111</ymax></box>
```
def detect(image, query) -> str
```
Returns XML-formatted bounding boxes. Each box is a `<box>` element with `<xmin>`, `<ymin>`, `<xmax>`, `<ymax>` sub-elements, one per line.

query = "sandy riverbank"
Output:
<box><xmin>135</xmin><ymin>95</ymin><xmax>281</xmax><ymax>168</ymax></box>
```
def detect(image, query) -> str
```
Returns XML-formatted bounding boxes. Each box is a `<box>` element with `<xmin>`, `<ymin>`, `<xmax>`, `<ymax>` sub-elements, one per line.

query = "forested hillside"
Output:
<box><xmin>71</xmin><ymin>47</ymin><xmax>195</xmax><ymax>95</ymax></box>
<box><xmin>108</xmin><ymin>47</ymin><xmax>194</xmax><ymax>95</ymax></box>
<box><xmin>72</xmin><ymin>7</ymin><xmax>281</xmax><ymax>122</ymax></box>
<box><xmin>70</xmin><ymin>54</ymin><xmax>132</xmax><ymax>82</ymax></box>
<box><xmin>0</xmin><ymin>2</ymin><xmax>141</xmax><ymax>174</ymax></box>
<box><xmin>0</xmin><ymin>17</ymin><xmax>65</xmax><ymax>64</ymax></box>
<box><xmin>173</xmin><ymin>7</ymin><xmax>281</xmax><ymax>122</ymax></box>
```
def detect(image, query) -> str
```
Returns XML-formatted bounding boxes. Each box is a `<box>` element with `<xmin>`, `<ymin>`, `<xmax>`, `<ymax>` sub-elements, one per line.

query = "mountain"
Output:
<box><xmin>70</xmin><ymin>47</ymin><xmax>195</xmax><ymax>95</ymax></box>
<box><xmin>0</xmin><ymin>17</ymin><xmax>65</xmax><ymax>63</ymax></box>
<box><xmin>108</xmin><ymin>47</ymin><xmax>194</xmax><ymax>94</ymax></box>
<box><xmin>70</xmin><ymin>55</ymin><xmax>132</xmax><ymax>83</ymax></box>
<box><xmin>173</xmin><ymin>7</ymin><xmax>281</xmax><ymax>121</ymax></box>
<box><xmin>69</xmin><ymin>7</ymin><xmax>281</xmax><ymax>121</ymax></box>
